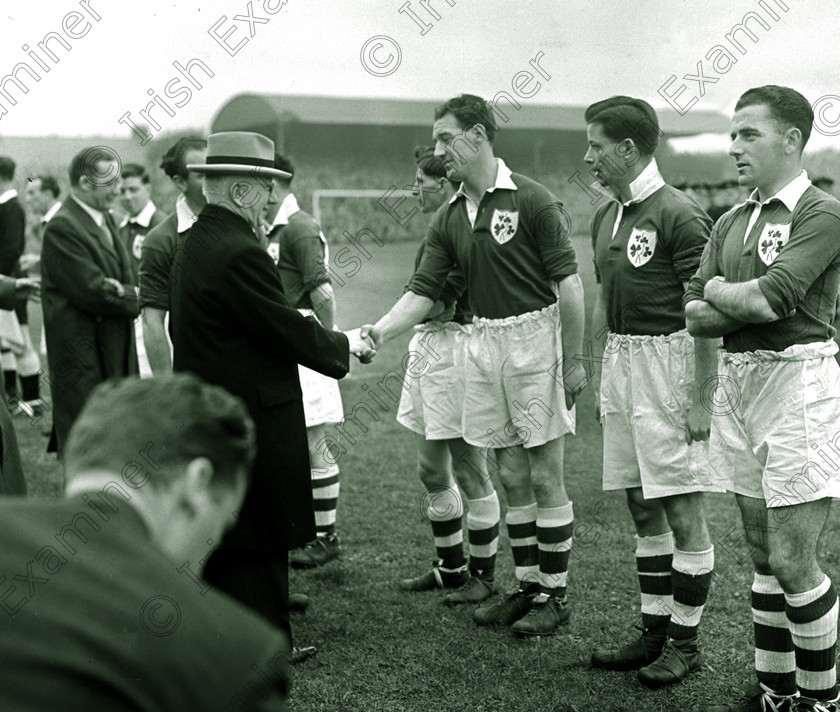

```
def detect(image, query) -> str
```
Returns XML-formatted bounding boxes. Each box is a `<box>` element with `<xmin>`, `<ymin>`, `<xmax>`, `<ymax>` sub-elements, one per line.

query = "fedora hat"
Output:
<box><xmin>186</xmin><ymin>131</ymin><xmax>292</xmax><ymax>179</ymax></box>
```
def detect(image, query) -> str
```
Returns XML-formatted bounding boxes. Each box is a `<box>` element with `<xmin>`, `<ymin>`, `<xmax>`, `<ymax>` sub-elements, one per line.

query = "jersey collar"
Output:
<box><xmin>0</xmin><ymin>189</ymin><xmax>17</xmax><ymax>205</ymax></box>
<box><xmin>745</xmin><ymin>170</ymin><xmax>811</xmax><ymax>212</ymax></box>
<box><xmin>592</xmin><ymin>158</ymin><xmax>665</xmax><ymax>206</ymax></box>
<box><xmin>42</xmin><ymin>201</ymin><xmax>61</xmax><ymax>223</ymax></box>
<box><xmin>449</xmin><ymin>158</ymin><xmax>517</xmax><ymax>205</ymax></box>
<box><xmin>271</xmin><ymin>192</ymin><xmax>300</xmax><ymax>228</ymax></box>
<box><xmin>120</xmin><ymin>200</ymin><xmax>157</xmax><ymax>228</ymax></box>
<box><xmin>175</xmin><ymin>194</ymin><xmax>199</xmax><ymax>233</ymax></box>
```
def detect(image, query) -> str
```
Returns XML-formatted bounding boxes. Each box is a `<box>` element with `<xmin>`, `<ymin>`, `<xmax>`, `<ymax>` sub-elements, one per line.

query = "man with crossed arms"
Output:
<box><xmin>686</xmin><ymin>85</ymin><xmax>840</xmax><ymax>712</ymax></box>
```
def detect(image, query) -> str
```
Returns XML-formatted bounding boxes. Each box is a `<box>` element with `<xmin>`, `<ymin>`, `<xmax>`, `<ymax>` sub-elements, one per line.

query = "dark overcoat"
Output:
<box><xmin>41</xmin><ymin>197</ymin><xmax>139</xmax><ymax>456</ymax></box>
<box><xmin>169</xmin><ymin>204</ymin><xmax>349</xmax><ymax>552</ymax></box>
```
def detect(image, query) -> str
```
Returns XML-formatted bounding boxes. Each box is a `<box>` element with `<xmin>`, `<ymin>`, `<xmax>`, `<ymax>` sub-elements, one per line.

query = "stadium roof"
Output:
<box><xmin>213</xmin><ymin>94</ymin><xmax>731</xmax><ymax>137</ymax></box>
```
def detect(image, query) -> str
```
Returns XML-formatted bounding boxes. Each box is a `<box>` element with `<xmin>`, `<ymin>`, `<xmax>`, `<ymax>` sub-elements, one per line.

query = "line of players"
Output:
<box><xmin>360</xmin><ymin>88</ymin><xmax>840</xmax><ymax>712</ymax></box>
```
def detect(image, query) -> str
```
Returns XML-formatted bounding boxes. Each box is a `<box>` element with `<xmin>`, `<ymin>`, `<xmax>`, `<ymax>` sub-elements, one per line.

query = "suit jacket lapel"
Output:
<box><xmin>62</xmin><ymin>198</ymin><xmax>123</xmax><ymax>275</ymax></box>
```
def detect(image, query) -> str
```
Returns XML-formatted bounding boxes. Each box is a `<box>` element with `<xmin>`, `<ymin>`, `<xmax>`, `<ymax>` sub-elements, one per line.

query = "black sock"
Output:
<box><xmin>4</xmin><ymin>369</ymin><xmax>17</xmax><ymax>398</ymax></box>
<box><xmin>20</xmin><ymin>375</ymin><xmax>39</xmax><ymax>402</ymax></box>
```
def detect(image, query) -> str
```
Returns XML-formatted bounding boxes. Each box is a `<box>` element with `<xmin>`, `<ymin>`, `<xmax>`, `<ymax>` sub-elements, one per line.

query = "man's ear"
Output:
<box><xmin>783</xmin><ymin>126</ymin><xmax>803</xmax><ymax>155</ymax></box>
<box><xmin>231</xmin><ymin>179</ymin><xmax>262</xmax><ymax>208</ymax></box>
<box><xmin>179</xmin><ymin>457</ymin><xmax>215</xmax><ymax>517</ymax></box>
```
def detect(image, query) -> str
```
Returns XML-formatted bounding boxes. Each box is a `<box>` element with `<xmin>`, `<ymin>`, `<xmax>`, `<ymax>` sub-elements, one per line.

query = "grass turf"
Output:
<box><xmin>18</xmin><ymin>236</ymin><xmax>840</xmax><ymax>712</ymax></box>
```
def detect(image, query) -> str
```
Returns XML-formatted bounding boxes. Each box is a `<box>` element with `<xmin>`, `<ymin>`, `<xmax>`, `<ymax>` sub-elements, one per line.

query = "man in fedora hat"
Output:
<box><xmin>169</xmin><ymin>131</ymin><xmax>374</xmax><ymax>647</ymax></box>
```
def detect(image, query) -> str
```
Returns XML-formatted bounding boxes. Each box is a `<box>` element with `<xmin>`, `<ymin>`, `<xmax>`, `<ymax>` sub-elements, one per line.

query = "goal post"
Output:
<box><xmin>312</xmin><ymin>188</ymin><xmax>416</xmax><ymax>226</ymax></box>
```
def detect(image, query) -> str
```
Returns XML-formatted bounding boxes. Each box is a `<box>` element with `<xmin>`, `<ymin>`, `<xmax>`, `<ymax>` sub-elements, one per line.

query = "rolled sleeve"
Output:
<box><xmin>139</xmin><ymin>243</ymin><xmax>172</xmax><ymax>310</ymax></box>
<box><xmin>528</xmin><ymin>186</ymin><xmax>578</xmax><ymax>280</ymax></box>
<box><xmin>406</xmin><ymin>223</ymin><xmax>453</xmax><ymax>302</ymax></box>
<box><xmin>291</xmin><ymin>235</ymin><xmax>330</xmax><ymax>294</ymax></box>
<box><xmin>670</xmin><ymin>212</ymin><xmax>711</xmax><ymax>283</ymax></box>
<box><xmin>683</xmin><ymin>223</ymin><xmax>724</xmax><ymax>309</ymax></box>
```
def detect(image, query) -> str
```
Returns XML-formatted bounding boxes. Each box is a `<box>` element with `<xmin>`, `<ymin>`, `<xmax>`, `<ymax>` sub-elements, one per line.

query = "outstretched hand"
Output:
<box><xmin>344</xmin><ymin>328</ymin><xmax>377</xmax><ymax>364</ymax></box>
<box><xmin>14</xmin><ymin>277</ymin><xmax>40</xmax><ymax>302</ymax></box>
<box><xmin>360</xmin><ymin>324</ymin><xmax>382</xmax><ymax>350</ymax></box>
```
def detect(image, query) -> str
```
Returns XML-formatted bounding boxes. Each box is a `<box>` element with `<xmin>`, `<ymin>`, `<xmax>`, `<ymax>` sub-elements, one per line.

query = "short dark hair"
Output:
<box><xmin>414</xmin><ymin>145</ymin><xmax>447</xmax><ymax>180</ymax></box>
<box><xmin>734</xmin><ymin>85</ymin><xmax>813</xmax><ymax>150</ymax></box>
<box><xmin>273</xmin><ymin>154</ymin><xmax>294</xmax><ymax>188</ymax></box>
<box><xmin>434</xmin><ymin>94</ymin><xmax>498</xmax><ymax>142</ymax></box>
<box><xmin>121</xmin><ymin>163</ymin><xmax>150</xmax><ymax>183</ymax></box>
<box><xmin>160</xmin><ymin>136</ymin><xmax>208</xmax><ymax>180</ymax></box>
<box><xmin>35</xmin><ymin>175</ymin><xmax>60</xmax><ymax>198</ymax></box>
<box><xmin>584</xmin><ymin>96</ymin><xmax>661</xmax><ymax>156</ymax></box>
<box><xmin>0</xmin><ymin>157</ymin><xmax>16</xmax><ymax>182</ymax></box>
<box><xmin>64</xmin><ymin>374</ymin><xmax>256</xmax><ymax>492</ymax></box>
<box><xmin>68</xmin><ymin>147</ymin><xmax>121</xmax><ymax>186</ymax></box>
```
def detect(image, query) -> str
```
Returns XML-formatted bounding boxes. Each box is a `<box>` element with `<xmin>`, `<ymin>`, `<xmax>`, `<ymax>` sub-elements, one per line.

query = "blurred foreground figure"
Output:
<box><xmin>0</xmin><ymin>374</ymin><xmax>289</xmax><ymax>712</ymax></box>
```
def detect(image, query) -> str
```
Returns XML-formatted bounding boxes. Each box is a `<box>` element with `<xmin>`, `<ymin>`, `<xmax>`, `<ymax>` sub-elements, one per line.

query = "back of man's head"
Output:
<box><xmin>37</xmin><ymin>175</ymin><xmax>60</xmax><ymax>199</ymax></box>
<box><xmin>0</xmin><ymin>156</ymin><xmax>16</xmax><ymax>183</ymax></box>
<box><xmin>64</xmin><ymin>374</ymin><xmax>255</xmax><ymax>493</ymax></box>
<box><xmin>160</xmin><ymin>136</ymin><xmax>208</xmax><ymax>181</ymax></box>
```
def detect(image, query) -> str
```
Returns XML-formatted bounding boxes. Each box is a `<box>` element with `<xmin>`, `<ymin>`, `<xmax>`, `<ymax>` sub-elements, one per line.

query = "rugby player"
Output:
<box><xmin>263</xmin><ymin>155</ymin><xmax>346</xmax><ymax>568</ymax></box>
<box><xmin>363</xmin><ymin>94</ymin><xmax>585</xmax><ymax>637</ymax></box>
<box><xmin>396</xmin><ymin>146</ymin><xmax>500</xmax><ymax>605</ymax></box>
<box><xmin>685</xmin><ymin>85</ymin><xmax>840</xmax><ymax>712</ymax></box>
<box><xmin>584</xmin><ymin>96</ymin><xmax>719</xmax><ymax>688</ymax></box>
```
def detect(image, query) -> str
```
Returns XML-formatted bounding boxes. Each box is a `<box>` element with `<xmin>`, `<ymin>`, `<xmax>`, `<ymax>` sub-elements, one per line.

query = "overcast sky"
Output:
<box><xmin>0</xmin><ymin>0</ymin><xmax>838</xmax><ymax>150</ymax></box>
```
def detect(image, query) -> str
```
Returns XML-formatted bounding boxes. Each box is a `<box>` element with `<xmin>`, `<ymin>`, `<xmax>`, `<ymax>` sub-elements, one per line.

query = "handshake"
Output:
<box><xmin>343</xmin><ymin>325</ymin><xmax>382</xmax><ymax>364</ymax></box>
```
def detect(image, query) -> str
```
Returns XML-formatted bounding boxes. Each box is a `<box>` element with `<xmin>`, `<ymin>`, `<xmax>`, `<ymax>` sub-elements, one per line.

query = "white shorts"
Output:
<box><xmin>708</xmin><ymin>340</ymin><xmax>840</xmax><ymax>506</ymax></box>
<box><xmin>464</xmin><ymin>302</ymin><xmax>575</xmax><ymax>449</ymax></box>
<box><xmin>298</xmin><ymin>309</ymin><xmax>343</xmax><ymax>427</ymax></box>
<box><xmin>396</xmin><ymin>321</ymin><xmax>471</xmax><ymax>440</ymax></box>
<box><xmin>600</xmin><ymin>330</ymin><xmax>720</xmax><ymax>498</ymax></box>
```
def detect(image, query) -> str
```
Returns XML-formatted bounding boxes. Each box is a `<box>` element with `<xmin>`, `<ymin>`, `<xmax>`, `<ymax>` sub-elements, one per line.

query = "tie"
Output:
<box><xmin>101</xmin><ymin>213</ymin><xmax>117</xmax><ymax>251</ymax></box>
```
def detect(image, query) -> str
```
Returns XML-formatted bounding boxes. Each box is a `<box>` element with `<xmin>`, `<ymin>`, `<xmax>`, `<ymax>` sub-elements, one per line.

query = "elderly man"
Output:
<box><xmin>41</xmin><ymin>147</ymin><xmax>139</xmax><ymax>458</ymax></box>
<box><xmin>170</xmin><ymin>131</ymin><xmax>373</xmax><ymax>645</ymax></box>
<box><xmin>686</xmin><ymin>85</ymin><xmax>840</xmax><ymax>712</ymax></box>
<box><xmin>0</xmin><ymin>374</ymin><xmax>289</xmax><ymax>711</ymax></box>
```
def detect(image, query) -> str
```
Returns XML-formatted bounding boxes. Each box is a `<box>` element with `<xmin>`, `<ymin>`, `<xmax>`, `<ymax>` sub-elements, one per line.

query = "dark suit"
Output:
<box><xmin>0</xmin><ymin>497</ymin><xmax>288</xmax><ymax>711</ymax></box>
<box><xmin>41</xmin><ymin>196</ymin><xmax>139</xmax><ymax>456</ymax></box>
<box><xmin>0</xmin><ymin>277</ymin><xmax>25</xmax><ymax>494</ymax></box>
<box><xmin>170</xmin><ymin>204</ymin><xmax>349</xmax><ymax>633</ymax></box>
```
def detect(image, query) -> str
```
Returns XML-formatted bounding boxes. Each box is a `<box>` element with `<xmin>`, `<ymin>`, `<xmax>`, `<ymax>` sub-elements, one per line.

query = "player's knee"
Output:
<box><xmin>767</xmin><ymin>550</ymin><xmax>813</xmax><ymax>590</ymax></box>
<box><xmin>626</xmin><ymin>492</ymin><xmax>665</xmax><ymax>532</ymax></box>
<box><xmin>416</xmin><ymin>461</ymin><xmax>449</xmax><ymax>490</ymax></box>
<box><xmin>531</xmin><ymin>477</ymin><xmax>561</xmax><ymax>503</ymax></box>
<box><xmin>451</xmin><ymin>466</ymin><xmax>492</xmax><ymax>499</ymax></box>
